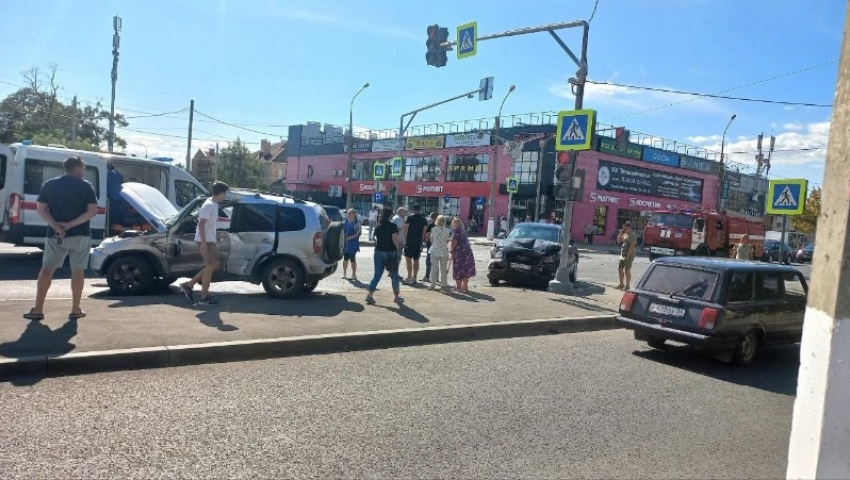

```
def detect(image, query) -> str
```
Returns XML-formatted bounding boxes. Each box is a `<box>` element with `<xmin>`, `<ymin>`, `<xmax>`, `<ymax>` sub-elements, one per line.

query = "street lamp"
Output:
<box><xmin>487</xmin><ymin>84</ymin><xmax>517</xmax><ymax>240</ymax></box>
<box><xmin>716</xmin><ymin>113</ymin><xmax>737</xmax><ymax>211</ymax></box>
<box><xmin>346</xmin><ymin>82</ymin><xmax>370</xmax><ymax>210</ymax></box>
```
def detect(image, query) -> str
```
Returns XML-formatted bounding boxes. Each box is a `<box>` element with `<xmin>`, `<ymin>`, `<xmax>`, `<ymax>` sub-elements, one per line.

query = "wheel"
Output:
<box><xmin>304</xmin><ymin>280</ymin><xmax>318</xmax><ymax>292</ymax></box>
<box><xmin>261</xmin><ymin>258</ymin><xmax>306</xmax><ymax>299</ymax></box>
<box><xmin>569</xmin><ymin>254</ymin><xmax>578</xmax><ymax>283</ymax></box>
<box><xmin>323</xmin><ymin>222</ymin><xmax>344</xmax><ymax>263</ymax></box>
<box><xmin>647</xmin><ymin>337</ymin><xmax>666</xmax><ymax>350</ymax></box>
<box><xmin>783</xmin><ymin>256</ymin><xmax>791</xmax><ymax>265</ymax></box>
<box><xmin>106</xmin><ymin>256</ymin><xmax>155</xmax><ymax>296</ymax></box>
<box><xmin>696</xmin><ymin>246</ymin><xmax>711</xmax><ymax>257</ymax></box>
<box><xmin>649</xmin><ymin>253</ymin><xmax>659</xmax><ymax>261</ymax></box>
<box><xmin>488</xmin><ymin>276</ymin><xmax>500</xmax><ymax>286</ymax></box>
<box><xmin>767</xmin><ymin>253</ymin><xmax>774</xmax><ymax>263</ymax></box>
<box><xmin>734</xmin><ymin>330</ymin><xmax>761</xmax><ymax>366</ymax></box>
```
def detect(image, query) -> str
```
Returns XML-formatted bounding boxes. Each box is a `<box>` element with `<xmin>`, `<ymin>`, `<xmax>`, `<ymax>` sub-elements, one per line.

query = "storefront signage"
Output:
<box><xmin>445</xmin><ymin>132</ymin><xmax>490</xmax><ymax>148</ymax></box>
<box><xmin>589</xmin><ymin>192</ymin><xmax>621</xmax><ymax>204</ymax></box>
<box><xmin>597</xmin><ymin>136</ymin><xmax>642</xmax><ymax>160</ymax></box>
<box><xmin>679</xmin><ymin>155</ymin><xmax>721</xmax><ymax>175</ymax></box>
<box><xmin>358</xmin><ymin>183</ymin><xmax>376</xmax><ymax>192</ymax></box>
<box><xmin>416</xmin><ymin>185</ymin><xmax>445</xmax><ymax>194</ymax></box>
<box><xmin>344</xmin><ymin>140</ymin><xmax>372</xmax><ymax>153</ymax></box>
<box><xmin>596</xmin><ymin>160</ymin><xmax>704</xmax><ymax>203</ymax></box>
<box><xmin>641</xmin><ymin>146</ymin><xmax>680</xmax><ymax>168</ymax></box>
<box><xmin>405</xmin><ymin>135</ymin><xmax>445</xmax><ymax>150</ymax></box>
<box><xmin>628</xmin><ymin>198</ymin><xmax>663</xmax><ymax>209</ymax></box>
<box><xmin>371</xmin><ymin>138</ymin><xmax>402</xmax><ymax>152</ymax></box>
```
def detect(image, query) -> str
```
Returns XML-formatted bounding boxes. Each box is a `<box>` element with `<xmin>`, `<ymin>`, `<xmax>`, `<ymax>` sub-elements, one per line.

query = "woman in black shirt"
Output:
<box><xmin>366</xmin><ymin>207</ymin><xmax>404</xmax><ymax>305</ymax></box>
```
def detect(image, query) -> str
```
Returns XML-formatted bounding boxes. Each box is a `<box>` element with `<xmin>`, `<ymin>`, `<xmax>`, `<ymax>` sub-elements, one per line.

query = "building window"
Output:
<box><xmin>399</xmin><ymin>196</ymin><xmax>460</xmax><ymax>217</ymax></box>
<box><xmin>352</xmin><ymin>160</ymin><xmax>373</xmax><ymax>181</ymax></box>
<box><xmin>593</xmin><ymin>206</ymin><xmax>608</xmax><ymax>237</ymax></box>
<box><xmin>307</xmin><ymin>165</ymin><xmax>314</xmax><ymax>178</ymax></box>
<box><xmin>403</xmin><ymin>156</ymin><xmax>441</xmax><ymax>182</ymax></box>
<box><xmin>447</xmin><ymin>154</ymin><xmax>489</xmax><ymax>182</ymax></box>
<box><xmin>617</xmin><ymin>209</ymin><xmax>648</xmax><ymax>244</ymax></box>
<box><xmin>512</xmin><ymin>151</ymin><xmax>539</xmax><ymax>184</ymax></box>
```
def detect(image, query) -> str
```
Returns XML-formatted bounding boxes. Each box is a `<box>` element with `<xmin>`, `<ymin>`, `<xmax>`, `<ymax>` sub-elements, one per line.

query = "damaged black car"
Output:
<box><xmin>487</xmin><ymin>222</ymin><xmax>578</xmax><ymax>288</ymax></box>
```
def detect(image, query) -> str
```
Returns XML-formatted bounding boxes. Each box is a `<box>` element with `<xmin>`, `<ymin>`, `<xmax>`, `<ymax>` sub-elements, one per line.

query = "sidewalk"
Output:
<box><xmin>0</xmin><ymin>284</ymin><xmax>623</xmax><ymax>377</ymax></box>
<box><xmin>467</xmin><ymin>235</ymin><xmax>644</xmax><ymax>256</ymax></box>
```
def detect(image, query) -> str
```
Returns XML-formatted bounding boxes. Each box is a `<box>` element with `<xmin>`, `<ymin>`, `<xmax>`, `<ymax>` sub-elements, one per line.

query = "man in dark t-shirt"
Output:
<box><xmin>402</xmin><ymin>204</ymin><xmax>429</xmax><ymax>283</ymax></box>
<box><xmin>24</xmin><ymin>156</ymin><xmax>98</xmax><ymax>321</ymax></box>
<box><xmin>422</xmin><ymin>212</ymin><xmax>438</xmax><ymax>282</ymax></box>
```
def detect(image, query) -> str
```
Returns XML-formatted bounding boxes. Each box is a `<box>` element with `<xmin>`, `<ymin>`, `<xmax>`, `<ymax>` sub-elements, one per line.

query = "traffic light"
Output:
<box><xmin>426</xmin><ymin>24</ymin><xmax>440</xmax><ymax>66</ymax></box>
<box><xmin>435</xmin><ymin>27</ymin><xmax>449</xmax><ymax>67</ymax></box>
<box><xmin>615</xmin><ymin>127</ymin><xmax>630</xmax><ymax>151</ymax></box>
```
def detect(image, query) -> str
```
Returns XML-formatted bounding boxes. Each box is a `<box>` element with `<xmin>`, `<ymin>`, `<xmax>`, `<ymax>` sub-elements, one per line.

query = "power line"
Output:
<box><xmin>194</xmin><ymin>109</ymin><xmax>283</xmax><ymax>137</ymax></box>
<box><xmin>588</xmin><ymin>0</ymin><xmax>600</xmax><ymax>23</ymax></box>
<box><xmin>609</xmin><ymin>59</ymin><xmax>839</xmax><ymax>121</ymax></box>
<box><xmin>124</xmin><ymin>107</ymin><xmax>189</xmax><ymax>119</ymax></box>
<box><xmin>586</xmin><ymin>80</ymin><xmax>833</xmax><ymax>107</ymax></box>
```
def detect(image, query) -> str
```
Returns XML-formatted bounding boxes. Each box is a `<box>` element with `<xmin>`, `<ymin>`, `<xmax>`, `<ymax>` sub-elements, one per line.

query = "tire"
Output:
<box><xmin>734</xmin><ymin>330</ymin><xmax>761</xmax><ymax>366</ymax></box>
<box><xmin>323</xmin><ymin>222</ymin><xmax>345</xmax><ymax>263</ymax></box>
<box><xmin>304</xmin><ymin>280</ymin><xmax>318</xmax><ymax>292</ymax></box>
<box><xmin>767</xmin><ymin>253</ymin><xmax>774</xmax><ymax>263</ymax></box>
<box><xmin>488</xmin><ymin>276</ymin><xmax>500</xmax><ymax>286</ymax></box>
<box><xmin>261</xmin><ymin>258</ymin><xmax>306</xmax><ymax>299</ymax></box>
<box><xmin>106</xmin><ymin>256</ymin><xmax>155</xmax><ymax>296</ymax></box>
<box><xmin>696</xmin><ymin>246</ymin><xmax>711</xmax><ymax>257</ymax></box>
<box><xmin>569</xmin><ymin>255</ymin><xmax>578</xmax><ymax>283</ymax></box>
<box><xmin>783</xmin><ymin>256</ymin><xmax>791</xmax><ymax>265</ymax></box>
<box><xmin>647</xmin><ymin>337</ymin><xmax>666</xmax><ymax>350</ymax></box>
<box><xmin>649</xmin><ymin>253</ymin><xmax>659</xmax><ymax>261</ymax></box>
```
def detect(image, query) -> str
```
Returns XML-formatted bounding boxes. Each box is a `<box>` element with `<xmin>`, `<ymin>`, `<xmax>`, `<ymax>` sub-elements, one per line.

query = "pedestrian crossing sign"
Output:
<box><xmin>555</xmin><ymin>109</ymin><xmax>596</xmax><ymax>151</ymax></box>
<box><xmin>766</xmin><ymin>179</ymin><xmax>807</xmax><ymax>215</ymax></box>
<box><xmin>457</xmin><ymin>21</ymin><xmax>477</xmax><ymax>59</ymax></box>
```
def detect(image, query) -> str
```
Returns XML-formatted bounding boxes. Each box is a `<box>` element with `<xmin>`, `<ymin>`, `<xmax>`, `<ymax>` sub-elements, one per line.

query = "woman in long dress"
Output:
<box><xmin>450</xmin><ymin>217</ymin><xmax>476</xmax><ymax>293</ymax></box>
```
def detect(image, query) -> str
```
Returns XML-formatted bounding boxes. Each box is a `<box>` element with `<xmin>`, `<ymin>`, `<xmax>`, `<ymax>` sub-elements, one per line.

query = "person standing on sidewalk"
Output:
<box><xmin>181</xmin><ymin>181</ymin><xmax>230</xmax><ymax>306</ymax></box>
<box><xmin>450</xmin><ymin>217</ymin><xmax>476</xmax><ymax>293</ymax></box>
<box><xmin>616</xmin><ymin>222</ymin><xmax>638</xmax><ymax>290</ymax></box>
<box><xmin>422</xmin><ymin>212</ymin><xmax>438</xmax><ymax>282</ymax></box>
<box><xmin>24</xmin><ymin>156</ymin><xmax>98</xmax><ymax>321</ymax></box>
<box><xmin>342</xmin><ymin>208</ymin><xmax>361</xmax><ymax>281</ymax></box>
<box><xmin>428</xmin><ymin>215</ymin><xmax>452</xmax><ymax>291</ymax></box>
<box><xmin>403</xmin><ymin>204</ymin><xmax>428</xmax><ymax>284</ymax></box>
<box><xmin>732</xmin><ymin>234</ymin><xmax>755</xmax><ymax>260</ymax></box>
<box><xmin>392</xmin><ymin>206</ymin><xmax>408</xmax><ymax>257</ymax></box>
<box><xmin>368</xmin><ymin>206</ymin><xmax>379</xmax><ymax>241</ymax></box>
<box><xmin>365</xmin><ymin>207</ymin><xmax>404</xmax><ymax>306</ymax></box>
<box><xmin>584</xmin><ymin>223</ymin><xmax>594</xmax><ymax>245</ymax></box>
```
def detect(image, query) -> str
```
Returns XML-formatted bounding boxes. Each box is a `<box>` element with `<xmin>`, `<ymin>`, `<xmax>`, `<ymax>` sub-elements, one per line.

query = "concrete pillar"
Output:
<box><xmin>786</xmin><ymin>4</ymin><xmax>850</xmax><ymax>477</ymax></box>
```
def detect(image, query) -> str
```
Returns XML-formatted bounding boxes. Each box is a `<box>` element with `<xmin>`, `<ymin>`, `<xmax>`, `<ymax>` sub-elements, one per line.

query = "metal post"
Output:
<box><xmin>393</xmin><ymin>115</ymin><xmax>405</xmax><ymax>211</ymax></box>
<box><xmin>534</xmin><ymin>139</ymin><xmax>550</xmax><ymax>222</ymax></box>
<box><xmin>487</xmin><ymin>85</ymin><xmax>516</xmax><ymax>240</ymax></box>
<box><xmin>108</xmin><ymin>16</ymin><xmax>121</xmax><ymax>153</ymax></box>
<box><xmin>716</xmin><ymin>114</ymin><xmax>737</xmax><ymax>211</ymax></box>
<box><xmin>70</xmin><ymin>96</ymin><xmax>77</xmax><ymax>149</ymax></box>
<box><xmin>347</xmin><ymin>83</ymin><xmax>369</xmax><ymax>210</ymax></box>
<box><xmin>186</xmin><ymin>100</ymin><xmax>194</xmax><ymax>174</ymax></box>
<box><xmin>780</xmin><ymin>215</ymin><xmax>787</xmax><ymax>264</ymax></box>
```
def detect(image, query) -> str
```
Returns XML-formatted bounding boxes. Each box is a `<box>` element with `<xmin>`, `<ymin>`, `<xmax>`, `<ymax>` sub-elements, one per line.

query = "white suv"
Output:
<box><xmin>90</xmin><ymin>183</ymin><xmax>344</xmax><ymax>299</ymax></box>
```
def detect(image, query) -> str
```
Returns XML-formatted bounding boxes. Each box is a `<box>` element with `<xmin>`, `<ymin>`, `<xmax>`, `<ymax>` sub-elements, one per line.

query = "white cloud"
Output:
<box><xmin>782</xmin><ymin>121</ymin><xmax>804</xmax><ymax>131</ymax></box>
<box><xmin>692</xmin><ymin>120</ymin><xmax>830</xmax><ymax>167</ymax></box>
<box><xmin>550</xmin><ymin>80</ymin><xmax>727</xmax><ymax>115</ymax></box>
<box><xmin>275</xmin><ymin>8</ymin><xmax>418</xmax><ymax>41</ymax></box>
<box><xmin>686</xmin><ymin>134</ymin><xmax>722</xmax><ymax>144</ymax></box>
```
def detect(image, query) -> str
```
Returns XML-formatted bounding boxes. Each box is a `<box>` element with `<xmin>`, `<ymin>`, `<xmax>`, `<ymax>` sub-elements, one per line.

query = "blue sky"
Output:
<box><xmin>0</xmin><ymin>0</ymin><xmax>843</xmax><ymax>189</ymax></box>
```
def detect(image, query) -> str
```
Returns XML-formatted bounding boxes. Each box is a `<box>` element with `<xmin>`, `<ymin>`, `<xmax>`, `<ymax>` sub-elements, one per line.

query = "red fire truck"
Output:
<box><xmin>641</xmin><ymin>208</ymin><xmax>766</xmax><ymax>260</ymax></box>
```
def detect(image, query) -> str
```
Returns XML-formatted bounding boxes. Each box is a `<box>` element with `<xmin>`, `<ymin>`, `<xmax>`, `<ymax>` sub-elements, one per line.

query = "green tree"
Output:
<box><xmin>216</xmin><ymin>138</ymin><xmax>268</xmax><ymax>190</ymax></box>
<box><xmin>791</xmin><ymin>186</ymin><xmax>821</xmax><ymax>234</ymax></box>
<box><xmin>0</xmin><ymin>65</ymin><xmax>128</xmax><ymax>150</ymax></box>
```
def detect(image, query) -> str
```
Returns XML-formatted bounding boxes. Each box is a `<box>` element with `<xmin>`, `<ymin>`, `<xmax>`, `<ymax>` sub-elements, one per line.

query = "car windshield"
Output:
<box><xmin>648</xmin><ymin>213</ymin><xmax>694</xmax><ymax>229</ymax></box>
<box><xmin>803</xmin><ymin>243</ymin><xmax>815</xmax><ymax>249</ymax></box>
<box><xmin>640</xmin><ymin>264</ymin><xmax>719</xmax><ymax>301</ymax></box>
<box><xmin>506</xmin><ymin>226</ymin><xmax>560</xmax><ymax>243</ymax></box>
<box><xmin>165</xmin><ymin>198</ymin><xmax>202</xmax><ymax>228</ymax></box>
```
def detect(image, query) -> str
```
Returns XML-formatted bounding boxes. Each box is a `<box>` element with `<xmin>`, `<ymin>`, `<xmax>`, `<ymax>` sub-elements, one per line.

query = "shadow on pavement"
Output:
<box><xmin>367</xmin><ymin>303</ymin><xmax>429</xmax><ymax>323</ymax></box>
<box><xmin>632</xmin><ymin>343</ymin><xmax>800</xmax><ymax>396</ymax></box>
<box><xmin>548</xmin><ymin>297</ymin><xmax>615</xmax><ymax>313</ymax></box>
<box><xmin>571</xmin><ymin>282</ymin><xmax>607</xmax><ymax>297</ymax></box>
<box><xmin>0</xmin><ymin>318</ymin><xmax>78</xmax><ymax>387</ymax></box>
<box><xmin>195</xmin><ymin>310</ymin><xmax>239</xmax><ymax>332</ymax></box>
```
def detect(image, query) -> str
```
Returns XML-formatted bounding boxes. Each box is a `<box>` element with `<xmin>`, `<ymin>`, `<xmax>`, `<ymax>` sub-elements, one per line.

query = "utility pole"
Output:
<box><xmin>186</xmin><ymin>100</ymin><xmax>194</xmax><ymax>174</ymax></box>
<box><xmin>347</xmin><ymin>82</ymin><xmax>370</xmax><ymax>210</ymax></box>
<box><xmin>487</xmin><ymin>84</ymin><xmax>516</xmax><ymax>240</ymax></box>
<box><xmin>108</xmin><ymin>15</ymin><xmax>122</xmax><ymax>153</ymax></box>
<box><xmin>716</xmin><ymin>114</ymin><xmax>737</xmax><ymax>211</ymax></box>
<box><xmin>786</xmin><ymin>4</ymin><xmax>850</xmax><ymax>477</ymax></box>
<box><xmin>70</xmin><ymin>96</ymin><xmax>78</xmax><ymax>149</ymax></box>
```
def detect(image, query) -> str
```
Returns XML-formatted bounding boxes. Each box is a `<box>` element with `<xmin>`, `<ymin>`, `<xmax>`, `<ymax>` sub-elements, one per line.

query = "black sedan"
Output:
<box><xmin>616</xmin><ymin>257</ymin><xmax>807</xmax><ymax>365</ymax></box>
<box><xmin>487</xmin><ymin>222</ymin><xmax>578</xmax><ymax>288</ymax></box>
<box><xmin>761</xmin><ymin>240</ymin><xmax>793</xmax><ymax>264</ymax></box>
<box><xmin>793</xmin><ymin>243</ymin><xmax>815</xmax><ymax>263</ymax></box>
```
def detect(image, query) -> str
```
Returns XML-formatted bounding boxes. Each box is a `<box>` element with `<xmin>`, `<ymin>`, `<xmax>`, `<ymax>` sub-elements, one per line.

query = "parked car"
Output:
<box><xmin>761</xmin><ymin>240</ymin><xmax>793</xmax><ymax>264</ymax></box>
<box><xmin>487</xmin><ymin>222</ymin><xmax>578</xmax><ymax>288</ymax></box>
<box><xmin>90</xmin><ymin>183</ymin><xmax>344</xmax><ymax>299</ymax></box>
<box><xmin>793</xmin><ymin>243</ymin><xmax>815</xmax><ymax>263</ymax></box>
<box><xmin>322</xmin><ymin>205</ymin><xmax>344</xmax><ymax>222</ymax></box>
<box><xmin>616</xmin><ymin>257</ymin><xmax>807</xmax><ymax>365</ymax></box>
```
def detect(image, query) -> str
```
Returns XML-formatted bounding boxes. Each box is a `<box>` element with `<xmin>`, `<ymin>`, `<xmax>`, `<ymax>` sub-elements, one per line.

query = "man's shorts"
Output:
<box><xmin>619</xmin><ymin>255</ymin><xmax>635</xmax><ymax>270</ymax></box>
<box><xmin>344</xmin><ymin>251</ymin><xmax>357</xmax><ymax>262</ymax></box>
<box><xmin>404</xmin><ymin>242</ymin><xmax>422</xmax><ymax>260</ymax></box>
<box><xmin>201</xmin><ymin>243</ymin><xmax>219</xmax><ymax>266</ymax></box>
<box><xmin>43</xmin><ymin>235</ymin><xmax>91</xmax><ymax>271</ymax></box>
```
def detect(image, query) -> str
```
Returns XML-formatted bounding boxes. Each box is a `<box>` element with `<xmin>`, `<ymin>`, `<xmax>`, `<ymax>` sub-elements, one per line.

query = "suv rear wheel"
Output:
<box><xmin>262</xmin><ymin>258</ymin><xmax>306</xmax><ymax>299</ymax></box>
<box><xmin>106</xmin><ymin>256</ymin><xmax>155</xmax><ymax>296</ymax></box>
<box><xmin>734</xmin><ymin>330</ymin><xmax>760</xmax><ymax>366</ymax></box>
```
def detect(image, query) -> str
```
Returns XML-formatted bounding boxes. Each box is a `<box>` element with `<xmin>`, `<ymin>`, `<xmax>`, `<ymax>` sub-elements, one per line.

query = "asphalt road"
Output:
<box><xmin>0</xmin><ymin>243</ymin><xmax>814</xmax><ymax>301</ymax></box>
<box><xmin>0</xmin><ymin>329</ymin><xmax>798</xmax><ymax>479</ymax></box>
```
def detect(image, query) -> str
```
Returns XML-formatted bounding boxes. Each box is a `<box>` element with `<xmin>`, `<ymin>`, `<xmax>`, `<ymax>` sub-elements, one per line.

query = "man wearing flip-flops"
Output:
<box><xmin>24</xmin><ymin>156</ymin><xmax>98</xmax><ymax>321</ymax></box>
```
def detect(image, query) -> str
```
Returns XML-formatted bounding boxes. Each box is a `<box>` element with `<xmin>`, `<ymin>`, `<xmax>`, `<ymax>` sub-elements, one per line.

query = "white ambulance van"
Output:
<box><xmin>0</xmin><ymin>144</ymin><xmax>208</xmax><ymax>248</ymax></box>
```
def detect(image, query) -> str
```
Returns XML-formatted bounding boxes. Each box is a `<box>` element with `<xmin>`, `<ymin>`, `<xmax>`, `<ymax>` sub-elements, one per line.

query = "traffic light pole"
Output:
<box><xmin>391</xmin><ymin>87</ymin><xmax>483</xmax><ymax>211</ymax></box>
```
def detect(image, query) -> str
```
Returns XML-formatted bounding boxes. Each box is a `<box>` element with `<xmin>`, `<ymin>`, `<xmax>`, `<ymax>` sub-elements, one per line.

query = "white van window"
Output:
<box><xmin>175</xmin><ymin>180</ymin><xmax>206</xmax><ymax>207</ymax></box>
<box><xmin>0</xmin><ymin>154</ymin><xmax>6</xmax><ymax>189</ymax></box>
<box><xmin>114</xmin><ymin>162</ymin><xmax>167</xmax><ymax>196</ymax></box>
<box><xmin>24</xmin><ymin>159</ymin><xmax>100</xmax><ymax>198</ymax></box>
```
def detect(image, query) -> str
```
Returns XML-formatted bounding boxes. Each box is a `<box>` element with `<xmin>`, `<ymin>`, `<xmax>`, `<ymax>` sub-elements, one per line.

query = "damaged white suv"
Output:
<box><xmin>89</xmin><ymin>183</ymin><xmax>344</xmax><ymax>299</ymax></box>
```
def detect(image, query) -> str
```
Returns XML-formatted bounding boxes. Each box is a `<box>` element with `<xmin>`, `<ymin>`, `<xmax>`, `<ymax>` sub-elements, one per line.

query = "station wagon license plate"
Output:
<box><xmin>648</xmin><ymin>303</ymin><xmax>686</xmax><ymax>318</ymax></box>
<box><xmin>510</xmin><ymin>263</ymin><xmax>531</xmax><ymax>271</ymax></box>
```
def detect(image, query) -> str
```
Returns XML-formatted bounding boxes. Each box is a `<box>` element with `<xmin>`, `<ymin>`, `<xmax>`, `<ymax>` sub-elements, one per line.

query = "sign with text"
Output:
<box><xmin>445</xmin><ymin>132</ymin><xmax>490</xmax><ymax>148</ymax></box>
<box><xmin>679</xmin><ymin>155</ymin><xmax>721</xmax><ymax>175</ymax></box>
<box><xmin>596</xmin><ymin>160</ymin><xmax>704</xmax><ymax>203</ymax></box>
<box><xmin>371</xmin><ymin>138</ymin><xmax>403</xmax><ymax>152</ymax></box>
<box><xmin>641</xmin><ymin>146</ymin><xmax>680</xmax><ymax>168</ymax></box>
<box><xmin>344</xmin><ymin>140</ymin><xmax>372</xmax><ymax>153</ymax></box>
<box><xmin>597</xmin><ymin>136</ymin><xmax>642</xmax><ymax>160</ymax></box>
<box><xmin>405</xmin><ymin>135</ymin><xmax>445</xmax><ymax>150</ymax></box>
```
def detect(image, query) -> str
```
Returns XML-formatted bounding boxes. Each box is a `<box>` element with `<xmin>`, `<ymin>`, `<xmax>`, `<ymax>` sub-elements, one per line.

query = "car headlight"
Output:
<box><xmin>494</xmin><ymin>249</ymin><xmax>503</xmax><ymax>260</ymax></box>
<box><xmin>543</xmin><ymin>254</ymin><xmax>559</xmax><ymax>263</ymax></box>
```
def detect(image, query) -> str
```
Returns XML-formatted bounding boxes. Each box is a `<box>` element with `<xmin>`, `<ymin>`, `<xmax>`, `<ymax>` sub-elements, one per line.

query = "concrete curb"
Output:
<box><xmin>0</xmin><ymin>314</ymin><xmax>619</xmax><ymax>380</ymax></box>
